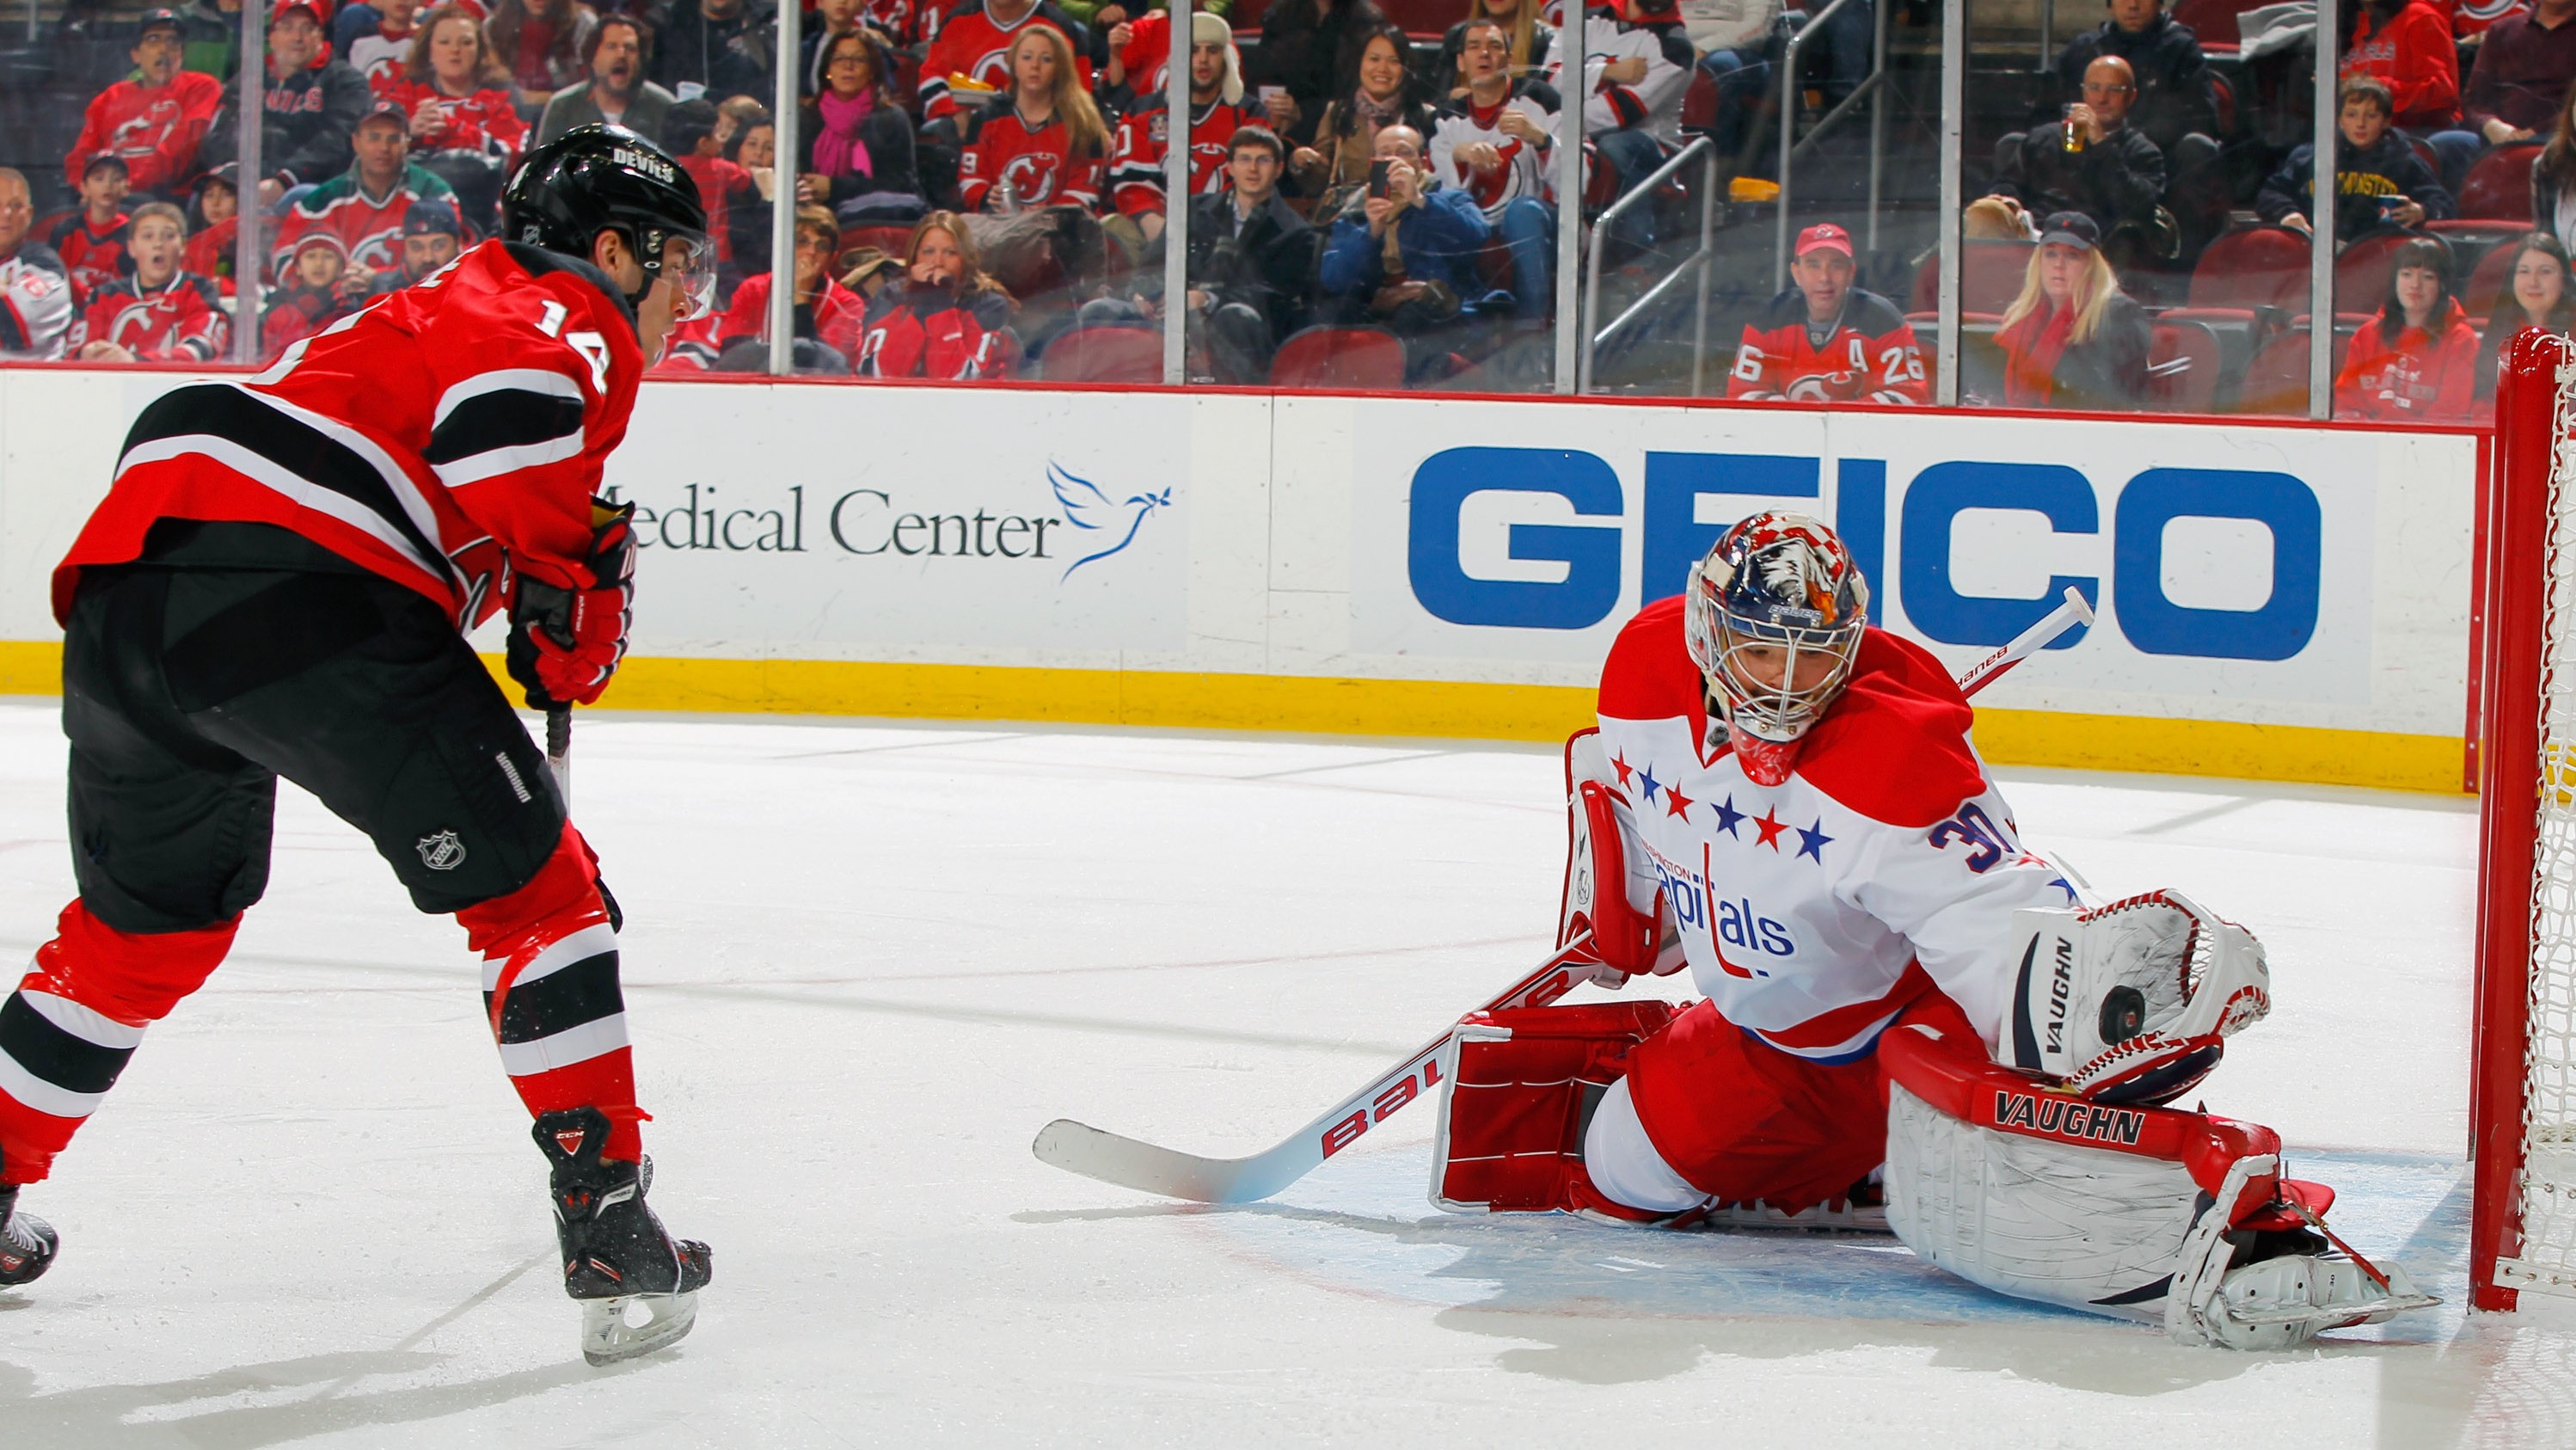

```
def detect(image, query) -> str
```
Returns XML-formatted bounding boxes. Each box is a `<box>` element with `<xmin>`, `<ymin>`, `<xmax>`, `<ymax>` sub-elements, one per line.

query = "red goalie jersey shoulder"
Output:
<box><xmin>1597</xmin><ymin>596</ymin><xmax>1984</xmax><ymax>827</ymax></box>
<box><xmin>55</xmin><ymin>241</ymin><xmax>641</xmax><ymax>627</ymax></box>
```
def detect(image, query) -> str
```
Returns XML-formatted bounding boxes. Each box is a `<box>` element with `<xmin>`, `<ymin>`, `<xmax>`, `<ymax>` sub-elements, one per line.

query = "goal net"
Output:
<box><xmin>2475</xmin><ymin>329</ymin><xmax>2576</xmax><ymax>1311</ymax></box>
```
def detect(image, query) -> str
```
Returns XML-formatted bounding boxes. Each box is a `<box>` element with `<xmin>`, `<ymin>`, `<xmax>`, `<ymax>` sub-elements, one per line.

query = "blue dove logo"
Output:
<box><xmin>1049</xmin><ymin>461</ymin><xmax>1172</xmax><ymax>581</ymax></box>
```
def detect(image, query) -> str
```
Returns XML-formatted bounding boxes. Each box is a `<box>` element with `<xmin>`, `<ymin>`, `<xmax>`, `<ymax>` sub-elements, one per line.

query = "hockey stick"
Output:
<box><xmin>1032</xmin><ymin>598</ymin><xmax>2100</xmax><ymax>1205</ymax></box>
<box><xmin>1030</xmin><ymin>933</ymin><xmax>1604</xmax><ymax>1204</ymax></box>
<box><xmin>545</xmin><ymin>705</ymin><xmax>573</xmax><ymax>804</ymax></box>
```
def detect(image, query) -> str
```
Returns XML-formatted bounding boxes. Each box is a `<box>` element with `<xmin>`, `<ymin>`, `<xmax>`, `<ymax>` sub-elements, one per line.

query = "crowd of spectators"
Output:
<box><xmin>0</xmin><ymin>0</ymin><xmax>2571</xmax><ymax>417</ymax></box>
<box><xmin>3</xmin><ymin>0</ymin><xmax>1732</xmax><ymax>383</ymax></box>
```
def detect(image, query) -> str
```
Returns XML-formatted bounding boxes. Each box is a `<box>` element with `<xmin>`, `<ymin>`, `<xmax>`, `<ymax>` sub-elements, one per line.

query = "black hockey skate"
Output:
<box><xmin>534</xmin><ymin>1108</ymin><xmax>713</xmax><ymax>1365</ymax></box>
<box><xmin>0</xmin><ymin>1183</ymin><xmax>59</xmax><ymax>1287</ymax></box>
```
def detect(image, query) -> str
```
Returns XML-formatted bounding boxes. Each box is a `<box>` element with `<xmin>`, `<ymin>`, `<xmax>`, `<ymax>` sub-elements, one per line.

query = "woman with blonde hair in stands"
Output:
<box><xmin>1993</xmin><ymin>211</ymin><xmax>2150</xmax><ymax>409</ymax></box>
<box><xmin>2336</xmin><ymin>233</ymin><xmax>2478</xmax><ymax>421</ymax></box>
<box><xmin>2476</xmin><ymin>233</ymin><xmax>2576</xmax><ymax>404</ymax></box>
<box><xmin>958</xmin><ymin>26</ymin><xmax>1109</xmax><ymax>212</ymax></box>
<box><xmin>856</xmin><ymin>210</ymin><xmax>1018</xmax><ymax>378</ymax></box>
<box><xmin>380</xmin><ymin>5</ymin><xmax>527</xmax><ymax>231</ymax></box>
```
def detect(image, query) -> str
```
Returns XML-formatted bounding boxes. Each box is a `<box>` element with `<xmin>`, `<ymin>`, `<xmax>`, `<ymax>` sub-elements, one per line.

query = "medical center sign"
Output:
<box><xmin>603</xmin><ymin>388</ymin><xmax>1187</xmax><ymax>655</ymax></box>
<box><xmin>1349</xmin><ymin>402</ymin><xmax>2384</xmax><ymax>711</ymax></box>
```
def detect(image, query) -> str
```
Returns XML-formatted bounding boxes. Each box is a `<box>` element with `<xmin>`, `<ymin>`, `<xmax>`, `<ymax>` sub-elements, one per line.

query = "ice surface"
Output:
<box><xmin>3</xmin><ymin>699</ymin><xmax>2573</xmax><ymax>1447</ymax></box>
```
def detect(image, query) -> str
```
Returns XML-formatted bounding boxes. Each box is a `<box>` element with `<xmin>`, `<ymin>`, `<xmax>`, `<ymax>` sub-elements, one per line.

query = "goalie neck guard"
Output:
<box><xmin>1682</xmin><ymin>512</ymin><xmax>1870</xmax><ymax>752</ymax></box>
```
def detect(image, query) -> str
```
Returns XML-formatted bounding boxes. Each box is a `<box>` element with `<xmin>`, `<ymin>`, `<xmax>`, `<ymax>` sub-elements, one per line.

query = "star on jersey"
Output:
<box><xmin>1797</xmin><ymin>819</ymin><xmax>1833</xmax><ymax>862</ymax></box>
<box><xmin>1638</xmin><ymin>765</ymin><xmax>1662</xmax><ymax>803</ymax></box>
<box><xmin>1664</xmin><ymin>784</ymin><xmax>1694</xmax><ymax>820</ymax></box>
<box><xmin>1752</xmin><ymin>808</ymin><xmax>1788</xmax><ymax>851</ymax></box>
<box><xmin>1713</xmin><ymin>795</ymin><xmax>1745</xmax><ymax>837</ymax></box>
<box><xmin>1611</xmin><ymin>751</ymin><xmax>1635</xmax><ymax>788</ymax></box>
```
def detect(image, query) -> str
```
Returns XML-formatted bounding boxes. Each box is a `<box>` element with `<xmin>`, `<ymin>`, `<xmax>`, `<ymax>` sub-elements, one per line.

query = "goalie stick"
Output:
<box><xmin>1031</xmin><ymin>597</ymin><xmax>2096</xmax><ymax>1205</ymax></box>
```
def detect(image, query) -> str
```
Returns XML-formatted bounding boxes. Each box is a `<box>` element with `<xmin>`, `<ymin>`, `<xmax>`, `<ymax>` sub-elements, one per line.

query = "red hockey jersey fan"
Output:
<box><xmin>55</xmin><ymin>240</ymin><xmax>643</xmax><ymax>630</ymax></box>
<box><xmin>1107</xmin><ymin>97</ymin><xmax>1254</xmax><ymax>218</ymax></box>
<box><xmin>75</xmin><ymin>272</ymin><xmax>229</xmax><ymax>361</ymax></box>
<box><xmin>856</xmin><ymin>281</ymin><xmax>1013</xmax><ymax>379</ymax></box>
<box><xmin>374</xmin><ymin>79</ymin><xmax>531</xmax><ymax>169</ymax></box>
<box><xmin>958</xmin><ymin>108</ymin><xmax>1106</xmax><ymax>210</ymax></box>
<box><xmin>46</xmin><ymin>212</ymin><xmax>132</xmax><ymax>310</ymax></box>
<box><xmin>63</xmin><ymin>71</ymin><xmax>223</xmax><ymax>195</ymax></box>
<box><xmin>1727</xmin><ymin>286</ymin><xmax>1929</xmax><ymax>405</ymax></box>
<box><xmin>918</xmin><ymin>0</ymin><xmax>1091</xmax><ymax>120</ymax></box>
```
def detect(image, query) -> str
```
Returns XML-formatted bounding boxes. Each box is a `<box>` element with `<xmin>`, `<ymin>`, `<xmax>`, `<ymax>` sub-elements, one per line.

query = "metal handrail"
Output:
<box><xmin>1579</xmin><ymin>136</ymin><xmax>1720</xmax><ymax>396</ymax></box>
<box><xmin>1772</xmin><ymin>0</ymin><xmax>1855</xmax><ymax>292</ymax></box>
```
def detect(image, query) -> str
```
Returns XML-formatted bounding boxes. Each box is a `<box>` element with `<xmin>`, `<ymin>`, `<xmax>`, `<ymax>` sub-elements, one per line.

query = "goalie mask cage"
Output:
<box><xmin>2475</xmin><ymin>329</ymin><xmax>2576</xmax><ymax>1312</ymax></box>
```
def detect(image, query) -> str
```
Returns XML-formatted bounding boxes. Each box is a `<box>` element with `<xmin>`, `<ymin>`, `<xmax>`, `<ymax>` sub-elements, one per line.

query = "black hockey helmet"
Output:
<box><xmin>502</xmin><ymin>124</ymin><xmax>713</xmax><ymax>317</ymax></box>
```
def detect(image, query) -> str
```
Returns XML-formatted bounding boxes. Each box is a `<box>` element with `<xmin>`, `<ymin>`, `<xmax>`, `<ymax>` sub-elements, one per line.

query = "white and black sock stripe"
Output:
<box><xmin>483</xmin><ymin>924</ymin><xmax>629</xmax><ymax>1075</ymax></box>
<box><xmin>0</xmin><ymin>990</ymin><xmax>145</xmax><ymax>1119</ymax></box>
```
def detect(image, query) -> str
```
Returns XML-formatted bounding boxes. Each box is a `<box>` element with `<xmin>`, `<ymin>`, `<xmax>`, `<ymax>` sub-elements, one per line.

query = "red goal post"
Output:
<box><xmin>2474</xmin><ymin>328</ymin><xmax>2576</xmax><ymax>1312</ymax></box>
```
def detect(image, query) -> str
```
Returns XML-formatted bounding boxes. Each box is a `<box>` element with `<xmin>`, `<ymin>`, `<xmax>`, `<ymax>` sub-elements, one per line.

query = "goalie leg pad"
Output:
<box><xmin>1881</xmin><ymin>1018</ymin><xmax>2436</xmax><ymax>1345</ymax></box>
<box><xmin>1431</xmin><ymin>1001</ymin><xmax>1679</xmax><ymax>1214</ymax></box>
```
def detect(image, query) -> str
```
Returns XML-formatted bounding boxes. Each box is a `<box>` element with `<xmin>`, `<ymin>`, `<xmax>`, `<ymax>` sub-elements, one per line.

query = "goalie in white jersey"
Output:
<box><xmin>1429</xmin><ymin>510</ymin><xmax>2435</xmax><ymax>1348</ymax></box>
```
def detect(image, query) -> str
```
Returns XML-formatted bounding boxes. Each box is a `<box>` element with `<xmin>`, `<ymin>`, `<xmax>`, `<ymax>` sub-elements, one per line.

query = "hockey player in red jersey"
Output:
<box><xmin>1428</xmin><ymin>511</ymin><xmax>2436</xmax><ymax>1348</ymax></box>
<box><xmin>0</xmin><ymin>125</ymin><xmax>719</xmax><ymax>1366</ymax></box>
<box><xmin>71</xmin><ymin>201</ymin><xmax>228</xmax><ymax>362</ymax></box>
<box><xmin>1726</xmin><ymin>222</ymin><xmax>1927</xmax><ymax>404</ymax></box>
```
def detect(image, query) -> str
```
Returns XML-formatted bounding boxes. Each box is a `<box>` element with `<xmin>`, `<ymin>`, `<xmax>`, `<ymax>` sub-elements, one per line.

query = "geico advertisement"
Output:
<box><xmin>1346</xmin><ymin>402</ymin><xmax>2395</xmax><ymax>710</ymax></box>
<box><xmin>598</xmin><ymin>386</ymin><xmax>1187</xmax><ymax>653</ymax></box>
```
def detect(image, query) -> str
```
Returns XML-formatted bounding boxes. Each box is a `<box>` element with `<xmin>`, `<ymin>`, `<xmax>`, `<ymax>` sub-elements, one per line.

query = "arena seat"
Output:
<box><xmin>2158</xmin><ymin>305</ymin><xmax>2264</xmax><ymax>399</ymax></box>
<box><xmin>2187</xmin><ymin>226</ymin><xmax>2309</xmax><ymax>310</ymax></box>
<box><xmin>844</xmin><ymin>224</ymin><xmax>914</xmax><ymax>260</ymax></box>
<box><xmin>1909</xmin><ymin>241</ymin><xmax>2033</xmax><ymax>316</ymax></box>
<box><xmin>2238</xmin><ymin>325</ymin><xmax>2353</xmax><ymax>415</ymax></box>
<box><xmin>2458</xmin><ymin>144</ymin><xmax>2541</xmax><ymax>222</ymax></box>
<box><xmin>2146</xmin><ymin>319</ymin><xmax>2221</xmax><ymax>414</ymax></box>
<box><xmin>1040</xmin><ymin>325</ymin><xmax>1164</xmax><ymax>384</ymax></box>
<box><xmin>1269</xmin><ymin>325</ymin><xmax>1408</xmax><ymax>390</ymax></box>
<box><xmin>2463</xmin><ymin>237</ymin><xmax>2527</xmax><ymax>317</ymax></box>
<box><xmin>2333</xmin><ymin>230</ymin><xmax>2412</xmax><ymax>315</ymax></box>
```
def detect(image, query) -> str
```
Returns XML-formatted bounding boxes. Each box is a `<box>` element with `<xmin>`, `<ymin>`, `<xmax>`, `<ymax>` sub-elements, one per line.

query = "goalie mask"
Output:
<box><xmin>1683</xmin><ymin>512</ymin><xmax>1870</xmax><ymax>758</ymax></box>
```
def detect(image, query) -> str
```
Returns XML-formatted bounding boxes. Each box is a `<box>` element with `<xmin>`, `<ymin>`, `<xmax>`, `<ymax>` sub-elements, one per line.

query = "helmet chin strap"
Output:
<box><xmin>1708</xmin><ymin>689</ymin><xmax>1806</xmax><ymax>787</ymax></box>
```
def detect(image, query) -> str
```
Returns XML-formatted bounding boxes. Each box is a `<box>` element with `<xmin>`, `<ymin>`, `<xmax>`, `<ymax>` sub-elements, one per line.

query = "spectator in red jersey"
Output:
<box><xmin>272</xmin><ymin>98</ymin><xmax>458</xmax><ymax>289</ymax></box>
<box><xmin>198</xmin><ymin>0</ymin><xmax>374</xmax><ymax>210</ymax></box>
<box><xmin>486</xmin><ymin>0</ymin><xmax>598</xmax><ymax>114</ymax></box>
<box><xmin>1992</xmin><ymin>211</ymin><xmax>2150</xmax><ymax>409</ymax></box>
<box><xmin>0</xmin><ymin>169</ymin><xmax>77</xmax><ymax>361</ymax></box>
<box><xmin>715</xmin><ymin>205</ymin><xmax>868</xmax><ymax>369</ymax></box>
<box><xmin>72</xmin><ymin>202</ymin><xmax>229</xmax><ymax>362</ymax></box>
<box><xmin>1287</xmin><ymin>24</ymin><xmax>1437</xmax><ymax>218</ymax></box>
<box><xmin>2339</xmin><ymin>0</ymin><xmax>2459</xmax><ymax>132</ymax></box>
<box><xmin>348</xmin><ymin>0</ymin><xmax>424</xmax><ymax>84</ymax></box>
<box><xmin>261</xmin><ymin>229</ymin><xmax>359</xmax><ymax>353</ymax></box>
<box><xmin>64</xmin><ymin>9</ymin><xmax>224</xmax><ymax>200</ymax></box>
<box><xmin>49</xmin><ymin>156</ymin><xmax>136</xmax><ymax>310</ymax></box>
<box><xmin>1727</xmin><ymin>222</ymin><xmax>1927</xmax><ymax>405</ymax></box>
<box><xmin>379</xmin><ymin>4</ymin><xmax>527</xmax><ymax>231</ymax></box>
<box><xmin>856</xmin><ymin>209</ymin><xmax>1017</xmax><ymax>378</ymax></box>
<box><xmin>2476</xmin><ymin>233</ymin><xmax>2575</xmax><ymax>402</ymax></box>
<box><xmin>794</xmin><ymin>28</ymin><xmax>922</xmax><ymax>217</ymax></box>
<box><xmin>367</xmin><ymin>195</ymin><xmax>466</xmax><ymax>293</ymax></box>
<box><xmin>960</xmin><ymin>26</ymin><xmax>1109</xmax><ymax>211</ymax></box>
<box><xmin>539</xmin><ymin>15</ymin><xmax>681</xmax><ymax>143</ymax></box>
<box><xmin>183</xmin><ymin>163</ymin><xmax>240</xmax><ymax>292</ymax></box>
<box><xmin>2336</xmin><ymin>234</ymin><xmax>2479</xmax><ymax>420</ymax></box>
<box><xmin>1105</xmin><ymin>12</ymin><xmax>1254</xmax><ymax>259</ymax></box>
<box><xmin>917</xmin><ymin>0</ymin><xmax>1095</xmax><ymax>123</ymax></box>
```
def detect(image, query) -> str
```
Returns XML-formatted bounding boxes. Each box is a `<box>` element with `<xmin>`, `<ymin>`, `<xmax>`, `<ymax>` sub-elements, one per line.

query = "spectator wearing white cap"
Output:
<box><xmin>1727</xmin><ymin>222</ymin><xmax>1926</xmax><ymax>404</ymax></box>
<box><xmin>1994</xmin><ymin>210</ymin><xmax>2150</xmax><ymax>410</ymax></box>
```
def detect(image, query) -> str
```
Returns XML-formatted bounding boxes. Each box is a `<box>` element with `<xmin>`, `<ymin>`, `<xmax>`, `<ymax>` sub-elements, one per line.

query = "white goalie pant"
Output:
<box><xmin>1879</xmin><ymin>1020</ymin><xmax>2434</xmax><ymax>1348</ymax></box>
<box><xmin>1582</xmin><ymin>1077</ymin><xmax>1707</xmax><ymax>1215</ymax></box>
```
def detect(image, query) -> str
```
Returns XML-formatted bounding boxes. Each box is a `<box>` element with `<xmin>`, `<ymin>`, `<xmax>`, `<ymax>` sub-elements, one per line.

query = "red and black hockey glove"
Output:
<box><xmin>508</xmin><ymin>499</ymin><xmax>635</xmax><ymax>710</ymax></box>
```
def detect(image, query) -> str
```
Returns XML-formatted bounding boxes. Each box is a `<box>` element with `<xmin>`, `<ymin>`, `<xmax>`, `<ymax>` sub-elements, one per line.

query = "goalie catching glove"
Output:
<box><xmin>2009</xmin><ymin>889</ymin><xmax>2270</xmax><ymax>1105</ymax></box>
<box><xmin>508</xmin><ymin>498</ymin><xmax>637</xmax><ymax>710</ymax></box>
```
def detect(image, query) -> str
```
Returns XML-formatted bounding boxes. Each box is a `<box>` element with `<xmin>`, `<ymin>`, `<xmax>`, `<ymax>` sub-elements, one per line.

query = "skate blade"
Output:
<box><xmin>580</xmin><ymin>1291</ymin><xmax>699</xmax><ymax>1366</ymax></box>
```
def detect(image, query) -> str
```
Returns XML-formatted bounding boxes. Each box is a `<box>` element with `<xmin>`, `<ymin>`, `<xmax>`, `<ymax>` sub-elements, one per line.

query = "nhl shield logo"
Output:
<box><xmin>416</xmin><ymin>829</ymin><xmax>467</xmax><ymax>871</ymax></box>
